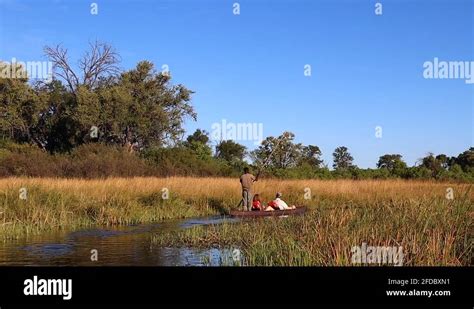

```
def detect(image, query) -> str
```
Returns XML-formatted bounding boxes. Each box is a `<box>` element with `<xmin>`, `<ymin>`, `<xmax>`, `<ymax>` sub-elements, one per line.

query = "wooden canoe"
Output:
<box><xmin>229</xmin><ymin>206</ymin><xmax>307</xmax><ymax>218</ymax></box>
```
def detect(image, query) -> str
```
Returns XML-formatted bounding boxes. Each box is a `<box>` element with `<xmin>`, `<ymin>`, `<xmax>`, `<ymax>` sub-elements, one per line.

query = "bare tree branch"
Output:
<box><xmin>44</xmin><ymin>41</ymin><xmax>120</xmax><ymax>93</ymax></box>
<box><xmin>78</xmin><ymin>40</ymin><xmax>121</xmax><ymax>89</ymax></box>
<box><xmin>44</xmin><ymin>44</ymin><xmax>79</xmax><ymax>93</ymax></box>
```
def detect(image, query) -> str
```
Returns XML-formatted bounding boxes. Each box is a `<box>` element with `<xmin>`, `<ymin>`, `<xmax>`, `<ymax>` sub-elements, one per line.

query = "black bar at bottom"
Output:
<box><xmin>0</xmin><ymin>267</ymin><xmax>471</xmax><ymax>306</ymax></box>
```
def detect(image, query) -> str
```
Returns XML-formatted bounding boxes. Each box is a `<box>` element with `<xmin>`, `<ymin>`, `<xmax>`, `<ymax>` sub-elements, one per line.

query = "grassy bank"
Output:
<box><xmin>1</xmin><ymin>177</ymin><xmax>472</xmax><ymax>266</ymax></box>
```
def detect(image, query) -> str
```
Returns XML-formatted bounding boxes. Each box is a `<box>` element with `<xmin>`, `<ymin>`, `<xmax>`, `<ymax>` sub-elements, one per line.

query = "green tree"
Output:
<box><xmin>96</xmin><ymin>61</ymin><xmax>195</xmax><ymax>149</ymax></box>
<box><xmin>251</xmin><ymin>132</ymin><xmax>303</xmax><ymax>169</ymax></box>
<box><xmin>420</xmin><ymin>153</ymin><xmax>444</xmax><ymax>177</ymax></box>
<box><xmin>455</xmin><ymin>147</ymin><xmax>474</xmax><ymax>172</ymax></box>
<box><xmin>184</xmin><ymin>129</ymin><xmax>212</xmax><ymax>160</ymax></box>
<box><xmin>215</xmin><ymin>140</ymin><xmax>246</xmax><ymax>162</ymax></box>
<box><xmin>37</xmin><ymin>42</ymin><xmax>196</xmax><ymax>152</ymax></box>
<box><xmin>447</xmin><ymin>163</ymin><xmax>465</xmax><ymax>180</ymax></box>
<box><xmin>300</xmin><ymin>145</ymin><xmax>323</xmax><ymax>167</ymax></box>
<box><xmin>33</xmin><ymin>80</ymin><xmax>78</xmax><ymax>152</ymax></box>
<box><xmin>332</xmin><ymin>146</ymin><xmax>354</xmax><ymax>170</ymax></box>
<box><xmin>435</xmin><ymin>154</ymin><xmax>449</xmax><ymax>169</ymax></box>
<box><xmin>377</xmin><ymin>154</ymin><xmax>407</xmax><ymax>176</ymax></box>
<box><xmin>186</xmin><ymin>129</ymin><xmax>209</xmax><ymax>145</ymax></box>
<box><xmin>0</xmin><ymin>63</ymin><xmax>49</xmax><ymax>149</ymax></box>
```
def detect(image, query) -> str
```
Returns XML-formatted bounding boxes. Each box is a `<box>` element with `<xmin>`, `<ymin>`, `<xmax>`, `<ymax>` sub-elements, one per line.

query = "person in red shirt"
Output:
<box><xmin>251</xmin><ymin>194</ymin><xmax>263</xmax><ymax>211</ymax></box>
<box><xmin>264</xmin><ymin>193</ymin><xmax>296</xmax><ymax>211</ymax></box>
<box><xmin>265</xmin><ymin>200</ymin><xmax>279</xmax><ymax>211</ymax></box>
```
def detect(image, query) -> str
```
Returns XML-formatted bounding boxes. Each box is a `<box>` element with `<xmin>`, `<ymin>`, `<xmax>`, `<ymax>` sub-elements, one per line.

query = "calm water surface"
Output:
<box><xmin>0</xmin><ymin>216</ymin><xmax>241</xmax><ymax>266</ymax></box>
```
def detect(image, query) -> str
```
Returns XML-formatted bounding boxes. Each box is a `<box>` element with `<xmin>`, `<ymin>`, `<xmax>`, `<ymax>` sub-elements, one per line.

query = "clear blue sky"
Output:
<box><xmin>0</xmin><ymin>0</ymin><xmax>472</xmax><ymax>168</ymax></box>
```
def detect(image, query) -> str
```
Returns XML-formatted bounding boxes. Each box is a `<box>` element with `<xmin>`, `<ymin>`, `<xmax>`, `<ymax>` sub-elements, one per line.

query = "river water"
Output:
<box><xmin>0</xmin><ymin>216</ymin><xmax>241</xmax><ymax>266</ymax></box>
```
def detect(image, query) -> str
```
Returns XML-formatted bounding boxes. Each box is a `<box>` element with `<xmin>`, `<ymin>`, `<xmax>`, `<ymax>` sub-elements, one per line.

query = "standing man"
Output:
<box><xmin>239</xmin><ymin>167</ymin><xmax>259</xmax><ymax>211</ymax></box>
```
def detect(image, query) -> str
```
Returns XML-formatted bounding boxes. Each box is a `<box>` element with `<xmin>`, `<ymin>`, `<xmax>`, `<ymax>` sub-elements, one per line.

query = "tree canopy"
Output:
<box><xmin>332</xmin><ymin>146</ymin><xmax>354</xmax><ymax>170</ymax></box>
<box><xmin>1</xmin><ymin>42</ymin><xmax>196</xmax><ymax>153</ymax></box>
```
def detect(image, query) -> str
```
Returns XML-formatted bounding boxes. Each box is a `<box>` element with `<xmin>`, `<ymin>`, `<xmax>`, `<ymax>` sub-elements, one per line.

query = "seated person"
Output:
<box><xmin>264</xmin><ymin>200</ymin><xmax>279</xmax><ymax>211</ymax></box>
<box><xmin>251</xmin><ymin>194</ymin><xmax>263</xmax><ymax>211</ymax></box>
<box><xmin>272</xmin><ymin>192</ymin><xmax>296</xmax><ymax>210</ymax></box>
<box><xmin>264</xmin><ymin>193</ymin><xmax>296</xmax><ymax>211</ymax></box>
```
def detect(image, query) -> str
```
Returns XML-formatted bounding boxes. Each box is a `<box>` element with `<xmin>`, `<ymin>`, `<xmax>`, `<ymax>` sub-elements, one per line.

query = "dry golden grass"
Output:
<box><xmin>0</xmin><ymin>177</ymin><xmax>472</xmax><ymax>266</ymax></box>
<box><xmin>1</xmin><ymin>177</ymin><xmax>471</xmax><ymax>203</ymax></box>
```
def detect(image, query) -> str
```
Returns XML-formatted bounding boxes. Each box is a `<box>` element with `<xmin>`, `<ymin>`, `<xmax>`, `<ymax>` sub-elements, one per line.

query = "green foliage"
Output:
<box><xmin>1</xmin><ymin>50</ymin><xmax>195</xmax><ymax>152</ymax></box>
<box><xmin>64</xmin><ymin>144</ymin><xmax>154</xmax><ymax>178</ymax></box>
<box><xmin>183</xmin><ymin>129</ymin><xmax>212</xmax><ymax>161</ymax></box>
<box><xmin>420</xmin><ymin>153</ymin><xmax>445</xmax><ymax>178</ymax></box>
<box><xmin>186</xmin><ymin>129</ymin><xmax>209</xmax><ymax>145</ymax></box>
<box><xmin>0</xmin><ymin>72</ymin><xmax>49</xmax><ymax>148</ymax></box>
<box><xmin>300</xmin><ymin>145</ymin><xmax>323</xmax><ymax>167</ymax></box>
<box><xmin>377</xmin><ymin>154</ymin><xmax>406</xmax><ymax>170</ymax></box>
<box><xmin>0</xmin><ymin>141</ymin><xmax>153</xmax><ymax>178</ymax></box>
<box><xmin>456</xmin><ymin>147</ymin><xmax>474</xmax><ymax>172</ymax></box>
<box><xmin>142</xmin><ymin>146</ymin><xmax>234</xmax><ymax>177</ymax></box>
<box><xmin>215</xmin><ymin>140</ymin><xmax>246</xmax><ymax>162</ymax></box>
<box><xmin>251</xmin><ymin>132</ymin><xmax>304</xmax><ymax>169</ymax></box>
<box><xmin>376</xmin><ymin>154</ymin><xmax>408</xmax><ymax>177</ymax></box>
<box><xmin>0</xmin><ymin>140</ymin><xmax>472</xmax><ymax>181</ymax></box>
<box><xmin>332</xmin><ymin>146</ymin><xmax>354</xmax><ymax>170</ymax></box>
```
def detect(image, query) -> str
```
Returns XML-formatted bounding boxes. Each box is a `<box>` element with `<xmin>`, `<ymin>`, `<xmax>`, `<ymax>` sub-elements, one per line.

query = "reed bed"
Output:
<box><xmin>0</xmin><ymin>177</ymin><xmax>472</xmax><ymax>266</ymax></box>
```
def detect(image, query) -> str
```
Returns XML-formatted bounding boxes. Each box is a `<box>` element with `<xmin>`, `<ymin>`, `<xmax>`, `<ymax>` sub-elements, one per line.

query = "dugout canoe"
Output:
<box><xmin>229</xmin><ymin>206</ymin><xmax>307</xmax><ymax>218</ymax></box>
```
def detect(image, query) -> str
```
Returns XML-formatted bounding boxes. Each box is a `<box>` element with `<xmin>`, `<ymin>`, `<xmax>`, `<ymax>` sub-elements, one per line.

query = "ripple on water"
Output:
<box><xmin>67</xmin><ymin>229</ymin><xmax>126</xmax><ymax>239</ymax></box>
<box><xmin>158</xmin><ymin>247</ymin><xmax>241</xmax><ymax>266</ymax></box>
<box><xmin>23</xmin><ymin>243</ymin><xmax>75</xmax><ymax>258</ymax></box>
<box><xmin>179</xmin><ymin>215</ymin><xmax>238</xmax><ymax>229</ymax></box>
<box><xmin>3</xmin><ymin>216</ymin><xmax>241</xmax><ymax>266</ymax></box>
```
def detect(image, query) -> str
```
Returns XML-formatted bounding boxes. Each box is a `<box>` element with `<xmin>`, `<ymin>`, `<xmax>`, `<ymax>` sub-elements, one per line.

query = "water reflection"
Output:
<box><xmin>157</xmin><ymin>247</ymin><xmax>239</xmax><ymax>266</ymax></box>
<box><xmin>0</xmin><ymin>216</ymin><xmax>240</xmax><ymax>266</ymax></box>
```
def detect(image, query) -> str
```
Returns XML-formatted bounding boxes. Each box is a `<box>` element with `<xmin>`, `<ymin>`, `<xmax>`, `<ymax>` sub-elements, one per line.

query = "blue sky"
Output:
<box><xmin>0</xmin><ymin>0</ymin><xmax>472</xmax><ymax>168</ymax></box>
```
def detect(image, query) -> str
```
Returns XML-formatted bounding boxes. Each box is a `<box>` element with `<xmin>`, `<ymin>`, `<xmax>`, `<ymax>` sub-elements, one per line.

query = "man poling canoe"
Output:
<box><xmin>239</xmin><ymin>167</ymin><xmax>260</xmax><ymax>211</ymax></box>
<box><xmin>237</xmin><ymin>132</ymin><xmax>289</xmax><ymax>211</ymax></box>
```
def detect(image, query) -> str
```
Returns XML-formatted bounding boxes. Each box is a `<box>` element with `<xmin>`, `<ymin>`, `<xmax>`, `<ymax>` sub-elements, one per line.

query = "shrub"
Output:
<box><xmin>0</xmin><ymin>140</ymin><xmax>472</xmax><ymax>182</ymax></box>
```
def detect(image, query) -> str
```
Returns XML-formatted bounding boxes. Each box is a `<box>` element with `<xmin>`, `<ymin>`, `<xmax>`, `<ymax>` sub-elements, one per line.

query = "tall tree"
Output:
<box><xmin>300</xmin><ymin>145</ymin><xmax>323</xmax><ymax>167</ymax></box>
<box><xmin>34</xmin><ymin>80</ymin><xmax>77</xmax><ymax>152</ymax></box>
<box><xmin>186</xmin><ymin>129</ymin><xmax>209</xmax><ymax>145</ymax></box>
<box><xmin>251</xmin><ymin>132</ymin><xmax>303</xmax><ymax>169</ymax></box>
<box><xmin>215</xmin><ymin>140</ymin><xmax>246</xmax><ymax>162</ymax></box>
<box><xmin>184</xmin><ymin>129</ymin><xmax>212</xmax><ymax>160</ymax></box>
<box><xmin>435</xmin><ymin>154</ymin><xmax>449</xmax><ymax>169</ymax></box>
<box><xmin>0</xmin><ymin>63</ymin><xmax>49</xmax><ymax>149</ymax></box>
<box><xmin>420</xmin><ymin>152</ymin><xmax>444</xmax><ymax>177</ymax></box>
<box><xmin>1</xmin><ymin>43</ymin><xmax>196</xmax><ymax>153</ymax></box>
<box><xmin>332</xmin><ymin>146</ymin><xmax>354</xmax><ymax>170</ymax></box>
<box><xmin>76</xmin><ymin>60</ymin><xmax>196</xmax><ymax>150</ymax></box>
<box><xmin>377</xmin><ymin>154</ymin><xmax>407</xmax><ymax>171</ymax></box>
<box><xmin>456</xmin><ymin>147</ymin><xmax>474</xmax><ymax>172</ymax></box>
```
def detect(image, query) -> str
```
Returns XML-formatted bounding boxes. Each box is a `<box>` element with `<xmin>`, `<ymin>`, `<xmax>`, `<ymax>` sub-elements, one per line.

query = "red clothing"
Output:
<box><xmin>252</xmin><ymin>200</ymin><xmax>262</xmax><ymax>211</ymax></box>
<box><xmin>267</xmin><ymin>200</ymin><xmax>279</xmax><ymax>210</ymax></box>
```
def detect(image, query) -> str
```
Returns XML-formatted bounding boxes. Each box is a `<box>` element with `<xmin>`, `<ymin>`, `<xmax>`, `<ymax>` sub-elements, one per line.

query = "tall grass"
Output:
<box><xmin>153</xmin><ymin>195</ymin><xmax>472</xmax><ymax>266</ymax></box>
<box><xmin>1</xmin><ymin>177</ymin><xmax>472</xmax><ymax>266</ymax></box>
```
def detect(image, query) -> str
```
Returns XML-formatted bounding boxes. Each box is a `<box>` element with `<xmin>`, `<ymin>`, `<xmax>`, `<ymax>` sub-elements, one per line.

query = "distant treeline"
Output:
<box><xmin>0</xmin><ymin>42</ymin><xmax>473</xmax><ymax>181</ymax></box>
<box><xmin>0</xmin><ymin>139</ymin><xmax>473</xmax><ymax>182</ymax></box>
